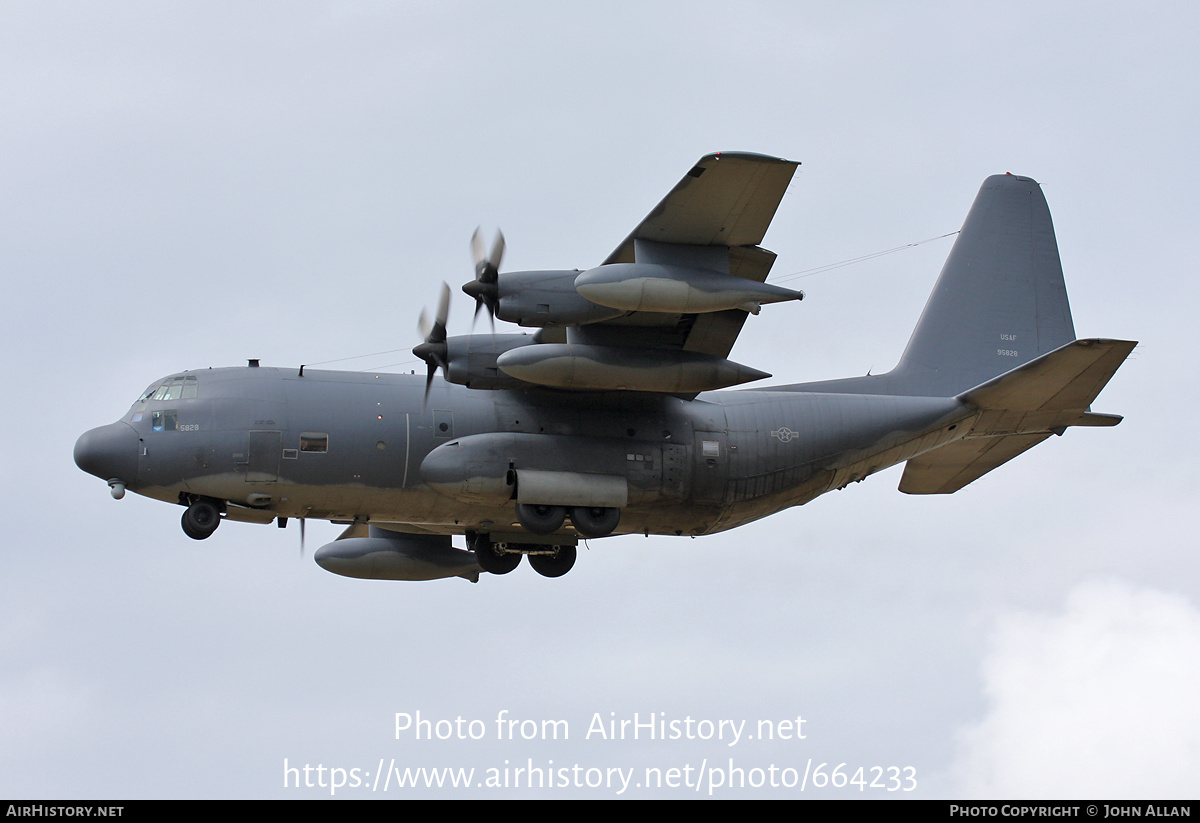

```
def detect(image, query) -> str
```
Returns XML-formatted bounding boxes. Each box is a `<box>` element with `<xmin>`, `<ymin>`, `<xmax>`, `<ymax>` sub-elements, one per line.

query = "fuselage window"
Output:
<box><xmin>300</xmin><ymin>433</ymin><xmax>328</xmax><ymax>453</ymax></box>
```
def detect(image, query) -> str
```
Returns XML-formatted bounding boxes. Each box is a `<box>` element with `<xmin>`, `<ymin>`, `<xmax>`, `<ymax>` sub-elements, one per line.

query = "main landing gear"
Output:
<box><xmin>471</xmin><ymin>535</ymin><xmax>522</xmax><ymax>575</ymax></box>
<box><xmin>514</xmin><ymin>503</ymin><xmax>621</xmax><ymax>538</ymax></box>
<box><xmin>527</xmin><ymin>545</ymin><xmax>576</xmax><ymax>578</ymax></box>
<box><xmin>568</xmin><ymin>506</ymin><xmax>620</xmax><ymax>539</ymax></box>
<box><xmin>485</xmin><ymin>501</ymin><xmax>618</xmax><ymax>578</ymax></box>
<box><xmin>180</xmin><ymin>498</ymin><xmax>222</xmax><ymax>540</ymax></box>
<box><xmin>515</xmin><ymin>503</ymin><xmax>566</xmax><ymax>534</ymax></box>
<box><xmin>468</xmin><ymin>533</ymin><xmax>578</xmax><ymax>579</ymax></box>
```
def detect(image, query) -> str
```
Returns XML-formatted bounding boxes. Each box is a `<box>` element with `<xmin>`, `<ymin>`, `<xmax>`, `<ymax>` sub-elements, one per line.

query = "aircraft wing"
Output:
<box><xmin>582</xmin><ymin>152</ymin><xmax>800</xmax><ymax>361</ymax></box>
<box><xmin>604</xmin><ymin>152</ymin><xmax>800</xmax><ymax>265</ymax></box>
<box><xmin>460</xmin><ymin>153</ymin><xmax>802</xmax><ymax>396</ymax></box>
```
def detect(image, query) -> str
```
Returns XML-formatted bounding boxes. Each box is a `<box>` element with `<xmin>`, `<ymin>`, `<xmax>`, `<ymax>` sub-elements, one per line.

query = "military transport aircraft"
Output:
<box><xmin>74</xmin><ymin>152</ymin><xmax>1135</xmax><ymax>582</ymax></box>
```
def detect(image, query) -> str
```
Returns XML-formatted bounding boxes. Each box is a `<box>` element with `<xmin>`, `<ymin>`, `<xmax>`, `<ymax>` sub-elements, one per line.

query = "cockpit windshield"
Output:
<box><xmin>139</xmin><ymin>375</ymin><xmax>198</xmax><ymax>402</ymax></box>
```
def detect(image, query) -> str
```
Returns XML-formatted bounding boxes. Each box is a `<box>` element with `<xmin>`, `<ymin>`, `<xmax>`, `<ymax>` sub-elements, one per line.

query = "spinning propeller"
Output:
<box><xmin>413</xmin><ymin>230</ymin><xmax>505</xmax><ymax>401</ymax></box>
<box><xmin>462</xmin><ymin>228</ymin><xmax>505</xmax><ymax>328</ymax></box>
<box><xmin>412</xmin><ymin>282</ymin><xmax>452</xmax><ymax>402</ymax></box>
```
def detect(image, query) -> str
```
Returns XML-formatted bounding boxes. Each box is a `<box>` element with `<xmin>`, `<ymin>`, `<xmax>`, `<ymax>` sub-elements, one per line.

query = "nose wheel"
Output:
<box><xmin>181</xmin><ymin>499</ymin><xmax>221</xmax><ymax>540</ymax></box>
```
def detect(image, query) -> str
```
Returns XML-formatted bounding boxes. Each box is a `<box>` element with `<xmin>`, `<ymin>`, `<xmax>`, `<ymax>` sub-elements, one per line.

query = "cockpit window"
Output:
<box><xmin>145</xmin><ymin>375</ymin><xmax>198</xmax><ymax>402</ymax></box>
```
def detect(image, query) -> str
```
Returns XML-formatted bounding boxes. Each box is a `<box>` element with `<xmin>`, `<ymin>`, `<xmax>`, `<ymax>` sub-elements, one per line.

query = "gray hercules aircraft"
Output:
<box><xmin>74</xmin><ymin>153</ymin><xmax>1135</xmax><ymax>582</ymax></box>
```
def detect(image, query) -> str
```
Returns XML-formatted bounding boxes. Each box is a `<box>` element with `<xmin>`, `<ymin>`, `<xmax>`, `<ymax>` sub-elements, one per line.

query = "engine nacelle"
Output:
<box><xmin>495</xmin><ymin>270</ymin><xmax>624</xmax><ymax>327</ymax></box>
<box><xmin>442</xmin><ymin>333</ymin><xmax>539</xmax><ymax>390</ymax></box>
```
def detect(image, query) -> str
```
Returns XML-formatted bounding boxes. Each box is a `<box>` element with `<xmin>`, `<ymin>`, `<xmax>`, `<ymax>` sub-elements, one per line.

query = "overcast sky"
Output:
<box><xmin>3</xmin><ymin>1</ymin><xmax>1196</xmax><ymax>798</ymax></box>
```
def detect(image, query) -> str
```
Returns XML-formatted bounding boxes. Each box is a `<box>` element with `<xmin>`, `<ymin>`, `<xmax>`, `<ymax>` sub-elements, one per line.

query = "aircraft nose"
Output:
<box><xmin>74</xmin><ymin>422</ymin><xmax>140</xmax><ymax>486</ymax></box>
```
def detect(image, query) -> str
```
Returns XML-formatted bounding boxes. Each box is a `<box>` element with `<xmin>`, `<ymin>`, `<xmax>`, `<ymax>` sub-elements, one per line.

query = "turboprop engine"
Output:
<box><xmin>493</xmin><ymin>270</ymin><xmax>624</xmax><ymax>327</ymax></box>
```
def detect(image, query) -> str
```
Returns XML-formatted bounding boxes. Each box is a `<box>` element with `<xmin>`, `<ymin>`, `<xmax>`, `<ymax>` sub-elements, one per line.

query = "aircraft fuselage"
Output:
<box><xmin>78</xmin><ymin>363</ymin><xmax>967</xmax><ymax>540</ymax></box>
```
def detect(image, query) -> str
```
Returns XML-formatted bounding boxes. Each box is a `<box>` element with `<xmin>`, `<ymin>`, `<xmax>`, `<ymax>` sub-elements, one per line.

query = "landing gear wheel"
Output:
<box><xmin>569</xmin><ymin>506</ymin><xmax>620</xmax><ymax>538</ymax></box>
<box><xmin>528</xmin><ymin>545</ymin><xmax>577</xmax><ymax>578</ymax></box>
<box><xmin>472</xmin><ymin>538</ymin><xmax>521</xmax><ymax>575</ymax></box>
<box><xmin>515</xmin><ymin>503</ymin><xmax>567</xmax><ymax>534</ymax></box>
<box><xmin>181</xmin><ymin>500</ymin><xmax>221</xmax><ymax>540</ymax></box>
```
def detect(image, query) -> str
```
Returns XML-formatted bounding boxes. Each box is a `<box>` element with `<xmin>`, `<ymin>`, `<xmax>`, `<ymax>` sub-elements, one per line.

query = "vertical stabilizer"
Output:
<box><xmin>889</xmin><ymin>174</ymin><xmax>1076</xmax><ymax>397</ymax></box>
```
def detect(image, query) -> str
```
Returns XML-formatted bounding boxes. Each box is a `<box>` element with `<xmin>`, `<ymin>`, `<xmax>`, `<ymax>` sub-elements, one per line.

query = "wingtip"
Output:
<box><xmin>985</xmin><ymin>172</ymin><xmax>1041</xmax><ymax>189</ymax></box>
<box><xmin>700</xmin><ymin>151</ymin><xmax>798</xmax><ymax>166</ymax></box>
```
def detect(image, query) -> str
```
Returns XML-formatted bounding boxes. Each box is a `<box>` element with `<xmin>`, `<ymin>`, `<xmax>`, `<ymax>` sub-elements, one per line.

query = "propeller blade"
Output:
<box><xmin>417</xmin><ymin>307</ymin><xmax>431</xmax><ymax>341</ymax></box>
<box><xmin>488</xmin><ymin>230</ymin><xmax>505</xmax><ymax>274</ymax></box>
<box><xmin>471</xmin><ymin>228</ymin><xmax>487</xmax><ymax>275</ymax></box>
<box><xmin>413</xmin><ymin>283</ymin><xmax>453</xmax><ymax>406</ymax></box>
<box><xmin>471</xmin><ymin>228</ymin><xmax>505</xmax><ymax>283</ymax></box>
<box><xmin>434</xmin><ymin>281</ymin><xmax>451</xmax><ymax>332</ymax></box>
<box><xmin>417</xmin><ymin>282</ymin><xmax>451</xmax><ymax>341</ymax></box>
<box><xmin>465</xmin><ymin>229</ymin><xmax>504</xmax><ymax>328</ymax></box>
<box><xmin>471</xmin><ymin>293</ymin><xmax>495</xmax><ymax>333</ymax></box>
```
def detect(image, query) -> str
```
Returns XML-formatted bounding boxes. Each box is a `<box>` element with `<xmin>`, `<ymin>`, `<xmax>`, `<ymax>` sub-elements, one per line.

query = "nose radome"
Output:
<box><xmin>74</xmin><ymin>422</ymin><xmax>140</xmax><ymax>485</ymax></box>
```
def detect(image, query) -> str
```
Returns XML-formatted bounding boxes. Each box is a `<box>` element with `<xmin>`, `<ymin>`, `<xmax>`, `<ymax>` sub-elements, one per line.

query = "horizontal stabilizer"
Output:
<box><xmin>961</xmin><ymin>338</ymin><xmax>1137</xmax><ymax>415</ymax></box>
<box><xmin>900</xmin><ymin>433</ymin><xmax>1050</xmax><ymax>494</ymax></box>
<box><xmin>900</xmin><ymin>337</ymin><xmax>1135</xmax><ymax>494</ymax></box>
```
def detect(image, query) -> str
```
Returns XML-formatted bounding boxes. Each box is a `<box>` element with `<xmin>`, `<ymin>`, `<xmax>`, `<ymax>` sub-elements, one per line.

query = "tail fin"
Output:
<box><xmin>777</xmin><ymin>174</ymin><xmax>1135</xmax><ymax>494</ymax></box>
<box><xmin>890</xmin><ymin>178</ymin><xmax>1137</xmax><ymax>493</ymax></box>
<box><xmin>889</xmin><ymin>173</ymin><xmax>1076</xmax><ymax>397</ymax></box>
<box><xmin>783</xmin><ymin>174</ymin><xmax>1081</xmax><ymax>399</ymax></box>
